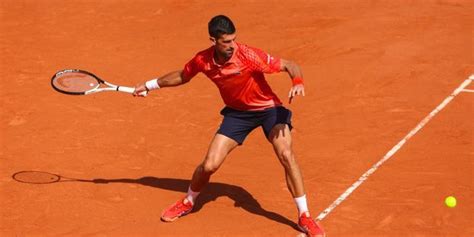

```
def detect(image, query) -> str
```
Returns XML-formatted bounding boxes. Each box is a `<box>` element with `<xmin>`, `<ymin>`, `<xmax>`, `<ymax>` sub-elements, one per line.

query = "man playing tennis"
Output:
<box><xmin>133</xmin><ymin>15</ymin><xmax>325</xmax><ymax>237</ymax></box>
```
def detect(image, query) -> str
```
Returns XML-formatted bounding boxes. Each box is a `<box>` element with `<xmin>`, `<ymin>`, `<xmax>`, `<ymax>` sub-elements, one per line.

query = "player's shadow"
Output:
<box><xmin>92</xmin><ymin>177</ymin><xmax>299</xmax><ymax>230</ymax></box>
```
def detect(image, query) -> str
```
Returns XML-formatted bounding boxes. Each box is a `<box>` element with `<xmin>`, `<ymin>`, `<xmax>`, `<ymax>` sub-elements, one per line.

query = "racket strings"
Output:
<box><xmin>52</xmin><ymin>72</ymin><xmax>100</xmax><ymax>93</ymax></box>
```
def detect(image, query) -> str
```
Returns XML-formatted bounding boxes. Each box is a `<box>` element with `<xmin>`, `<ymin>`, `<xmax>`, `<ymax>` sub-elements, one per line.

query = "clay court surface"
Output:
<box><xmin>1</xmin><ymin>0</ymin><xmax>473</xmax><ymax>236</ymax></box>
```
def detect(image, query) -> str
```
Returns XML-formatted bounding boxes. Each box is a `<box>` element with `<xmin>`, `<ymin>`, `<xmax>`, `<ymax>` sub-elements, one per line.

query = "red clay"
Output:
<box><xmin>1</xmin><ymin>0</ymin><xmax>473</xmax><ymax>236</ymax></box>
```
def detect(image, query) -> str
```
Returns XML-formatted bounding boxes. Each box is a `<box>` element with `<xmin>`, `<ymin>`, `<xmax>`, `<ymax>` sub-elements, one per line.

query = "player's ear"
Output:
<box><xmin>209</xmin><ymin>37</ymin><xmax>216</xmax><ymax>45</ymax></box>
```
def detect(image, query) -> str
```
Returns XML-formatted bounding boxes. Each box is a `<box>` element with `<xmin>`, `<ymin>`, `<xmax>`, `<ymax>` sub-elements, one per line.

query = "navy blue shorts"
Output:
<box><xmin>217</xmin><ymin>106</ymin><xmax>293</xmax><ymax>145</ymax></box>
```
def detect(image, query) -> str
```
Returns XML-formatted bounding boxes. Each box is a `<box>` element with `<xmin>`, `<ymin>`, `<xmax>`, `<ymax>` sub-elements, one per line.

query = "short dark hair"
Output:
<box><xmin>208</xmin><ymin>15</ymin><xmax>236</xmax><ymax>39</ymax></box>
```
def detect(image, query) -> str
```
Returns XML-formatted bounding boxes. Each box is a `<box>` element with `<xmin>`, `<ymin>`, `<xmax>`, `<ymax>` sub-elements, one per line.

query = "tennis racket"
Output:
<box><xmin>51</xmin><ymin>69</ymin><xmax>146</xmax><ymax>96</ymax></box>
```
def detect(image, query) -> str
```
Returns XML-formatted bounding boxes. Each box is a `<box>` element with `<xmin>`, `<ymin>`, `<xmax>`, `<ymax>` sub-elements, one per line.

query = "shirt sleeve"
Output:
<box><xmin>241</xmin><ymin>45</ymin><xmax>281</xmax><ymax>74</ymax></box>
<box><xmin>182</xmin><ymin>54</ymin><xmax>202</xmax><ymax>80</ymax></box>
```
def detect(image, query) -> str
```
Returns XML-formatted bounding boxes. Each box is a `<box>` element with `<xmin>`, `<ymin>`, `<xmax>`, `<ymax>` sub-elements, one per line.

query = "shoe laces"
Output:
<box><xmin>300</xmin><ymin>215</ymin><xmax>318</xmax><ymax>232</ymax></box>
<box><xmin>171</xmin><ymin>199</ymin><xmax>191</xmax><ymax>211</ymax></box>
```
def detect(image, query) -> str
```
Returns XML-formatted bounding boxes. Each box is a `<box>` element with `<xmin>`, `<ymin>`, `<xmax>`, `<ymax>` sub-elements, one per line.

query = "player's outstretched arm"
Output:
<box><xmin>280</xmin><ymin>59</ymin><xmax>305</xmax><ymax>103</ymax></box>
<box><xmin>133</xmin><ymin>70</ymin><xmax>191</xmax><ymax>97</ymax></box>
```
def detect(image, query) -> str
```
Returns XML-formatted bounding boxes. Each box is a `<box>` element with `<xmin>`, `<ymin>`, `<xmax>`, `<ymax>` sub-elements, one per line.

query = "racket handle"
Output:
<box><xmin>117</xmin><ymin>86</ymin><xmax>147</xmax><ymax>96</ymax></box>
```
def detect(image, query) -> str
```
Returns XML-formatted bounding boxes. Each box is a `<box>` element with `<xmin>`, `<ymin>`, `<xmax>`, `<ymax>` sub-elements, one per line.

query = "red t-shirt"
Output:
<box><xmin>182</xmin><ymin>42</ymin><xmax>282</xmax><ymax>111</ymax></box>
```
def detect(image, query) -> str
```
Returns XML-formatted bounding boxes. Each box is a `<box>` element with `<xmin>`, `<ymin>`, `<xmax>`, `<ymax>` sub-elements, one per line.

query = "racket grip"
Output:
<box><xmin>117</xmin><ymin>86</ymin><xmax>147</xmax><ymax>96</ymax></box>
<box><xmin>117</xmin><ymin>86</ymin><xmax>135</xmax><ymax>93</ymax></box>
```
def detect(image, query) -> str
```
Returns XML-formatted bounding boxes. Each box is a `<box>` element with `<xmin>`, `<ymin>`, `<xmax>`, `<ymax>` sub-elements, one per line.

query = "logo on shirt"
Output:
<box><xmin>267</xmin><ymin>54</ymin><xmax>274</xmax><ymax>64</ymax></box>
<box><xmin>220</xmin><ymin>68</ymin><xmax>242</xmax><ymax>77</ymax></box>
<box><xmin>229</xmin><ymin>70</ymin><xmax>241</xmax><ymax>76</ymax></box>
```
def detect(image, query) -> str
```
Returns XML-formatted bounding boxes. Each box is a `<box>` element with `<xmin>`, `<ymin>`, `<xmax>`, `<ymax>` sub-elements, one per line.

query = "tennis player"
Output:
<box><xmin>134</xmin><ymin>15</ymin><xmax>325</xmax><ymax>237</ymax></box>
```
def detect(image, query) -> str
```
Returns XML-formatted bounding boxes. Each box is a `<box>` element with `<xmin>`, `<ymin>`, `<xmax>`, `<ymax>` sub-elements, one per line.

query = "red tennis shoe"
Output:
<box><xmin>298</xmin><ymin>212</ymin><xmax>326</xmax><ymax>237</ymax></box>
<box><xmin>161</xmin><ymin>197</ymin><xmax>194</xmax><ymax>222</ymax></box>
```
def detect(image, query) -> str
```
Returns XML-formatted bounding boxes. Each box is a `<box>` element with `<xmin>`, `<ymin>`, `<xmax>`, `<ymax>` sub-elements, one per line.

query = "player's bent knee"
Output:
<box><xmin>202</xmin><ymin>163</ymin><xmax>219</xmax><ymax>174</ymax></box>
<box><xmin>278</xmin><ymin>149</ymin><xmax>295</xmax><ymax>167</ymax></box>
<box><xmin>202</xmin><ymin>159</ymin><xmax>221</xmax><ymax>174</ymax></box>
<box><xmin>279</xmin><ymin>149</ymin><xmax>293</xmax><ymax>159</ymax></box>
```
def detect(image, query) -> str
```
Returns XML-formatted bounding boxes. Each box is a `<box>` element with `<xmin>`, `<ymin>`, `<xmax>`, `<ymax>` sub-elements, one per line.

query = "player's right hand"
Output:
<box><xmin>133</xmin><ymin>83</ymin><xmax>148</xmax><ymax>97</ymax></box>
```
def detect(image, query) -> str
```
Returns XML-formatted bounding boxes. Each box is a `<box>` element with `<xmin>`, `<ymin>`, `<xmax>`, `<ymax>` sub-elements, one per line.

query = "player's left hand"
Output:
<box><xmin>288</xmin><ymin>84</ymin><xmax>305</xmax><ymax>104</ymax></box>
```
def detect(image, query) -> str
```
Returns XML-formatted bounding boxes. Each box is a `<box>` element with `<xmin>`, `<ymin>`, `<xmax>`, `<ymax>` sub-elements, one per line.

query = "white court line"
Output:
<box><xmin>461</xmin><ymin>89</ymin><xmax>474</xmax><ymax>93</ymax></box>
<box><xmin>316</xmin><ymin>74</ymin><xmax>474</xmax><ymax>221</ymax></box>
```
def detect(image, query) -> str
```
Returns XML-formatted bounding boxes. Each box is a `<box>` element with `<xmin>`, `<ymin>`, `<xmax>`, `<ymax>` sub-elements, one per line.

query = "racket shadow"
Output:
<box><xmin>11</xmin><ymin>172</ymin><xmax>298</xmax><ymax>230</ymax></box>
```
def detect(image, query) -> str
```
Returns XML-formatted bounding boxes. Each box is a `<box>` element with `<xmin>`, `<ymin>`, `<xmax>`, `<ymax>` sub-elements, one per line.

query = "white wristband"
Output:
<box><xmin>145</xmin><ymin>79</ymin><xmax>160</xmax><ymax>90</ymax></box>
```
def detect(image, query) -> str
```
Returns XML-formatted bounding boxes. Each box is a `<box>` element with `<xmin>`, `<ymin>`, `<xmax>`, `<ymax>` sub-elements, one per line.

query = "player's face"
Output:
<box><xmin>212</xmin><ymin>33</ymin><xmax>236</xmax><ymax>60</ymax></box>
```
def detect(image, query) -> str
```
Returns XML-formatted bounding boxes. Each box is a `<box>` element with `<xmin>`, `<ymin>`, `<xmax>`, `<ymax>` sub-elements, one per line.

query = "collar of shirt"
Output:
<box><xmin>211</xmin><ymin>43</ymin><xmax>239</xmax><ymax>67</ymax></box>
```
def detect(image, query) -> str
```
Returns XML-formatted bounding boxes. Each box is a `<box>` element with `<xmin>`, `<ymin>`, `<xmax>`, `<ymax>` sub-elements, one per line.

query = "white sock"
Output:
<box><xmin>185</xmin><ymin>186</ymin><xmax>200</xmax><ymax>205</ymax></box>
<box><xmin>294</xmin><ymin>194</ymin><xmax>309</xmax><ymax>216</ymax></box>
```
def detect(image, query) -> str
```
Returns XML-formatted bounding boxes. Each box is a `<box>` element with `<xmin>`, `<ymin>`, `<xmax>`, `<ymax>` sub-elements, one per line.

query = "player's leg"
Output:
<box><xmin>269</xmin><ymin>124</ymin><xmax>325</xmax><ymax>237</ymax></box>
<box><xmin>161</xmin><ymin>107</ymin><xmax>256</xmax><ymax>222</ymax></box>
<box><xmin>261</xmin><ymin>107</ymin><xmax>304</xmax><ymax>198</ymax></box>
<box><xmin>189</xmin><ymin>134</ymin><xmax>239</xmax><ymax>198</ymax></box>
<box><xmin>264</xmin><ymin>107</ymin><xmax>325</xmax><ymax>237</ymax></box>
<box><xmin>268</xmin><ymin>123</ymin><xmax>305</xmax><ymax>198</ymax></box>
<box><xmin>188</xmin><ymin>109</ymin><xmax>256</xmax><ymax>201</ymax></box>
<box><xmin>161</xmin><ymin>134</ymin><xmax>238</xmax><ymax>222</ymax></box>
